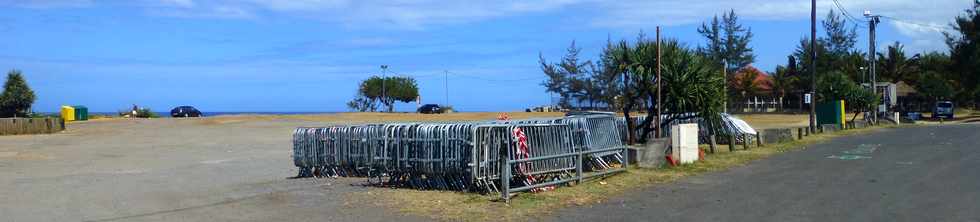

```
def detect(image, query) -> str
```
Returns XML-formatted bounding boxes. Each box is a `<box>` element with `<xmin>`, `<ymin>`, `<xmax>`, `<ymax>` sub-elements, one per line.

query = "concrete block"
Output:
<box><xmin>631</xmin><ymin>138</ymin><xmax>667</xmax><ymax>168</ymax></box>
<box><xmin>852</xmin><ymin>120</ymin><xmax>868</xmax><ymax>128</ymax></box>
<box><xmin>821</xmin><ymin>124</ymin><xmax>841</xmax><ymax>133</ymax></box>
<box><xmin>762</xmin><ymin>128</ymin><xmax>794</xmax><ymax>144</ymax></box>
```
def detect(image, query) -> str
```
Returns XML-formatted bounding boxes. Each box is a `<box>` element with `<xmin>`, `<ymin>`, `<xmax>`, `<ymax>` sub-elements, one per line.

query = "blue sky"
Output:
<box><xmin>0</xmin><ymin>0</ymin><xmax>971</xmax><ymax>112</ymax></box>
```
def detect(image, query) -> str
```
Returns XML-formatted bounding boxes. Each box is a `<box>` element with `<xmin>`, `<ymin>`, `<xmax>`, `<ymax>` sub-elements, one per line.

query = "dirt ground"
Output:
<box><xmin>0</xmin><ymin>117</ymin><xmax>440</xmax><ymax>222</ymax></box>
<box><xmin>0</xmin><ymin>111</ymin><xmax>805</xmax><ymax>221</ymax></box>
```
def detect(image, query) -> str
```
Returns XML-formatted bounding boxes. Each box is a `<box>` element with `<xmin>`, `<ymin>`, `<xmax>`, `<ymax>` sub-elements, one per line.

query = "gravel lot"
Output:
<box><xmin>0</xmin><ymin>118</ymin><xmax>422</xmax><ymax>222</ymax></box>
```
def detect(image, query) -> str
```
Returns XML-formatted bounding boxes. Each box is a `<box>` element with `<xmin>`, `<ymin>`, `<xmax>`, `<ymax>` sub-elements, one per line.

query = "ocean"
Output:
<box><xmin>47</xmin><ymin>112</ymin><xmax>341</xmax><ymax>118</ymax></box>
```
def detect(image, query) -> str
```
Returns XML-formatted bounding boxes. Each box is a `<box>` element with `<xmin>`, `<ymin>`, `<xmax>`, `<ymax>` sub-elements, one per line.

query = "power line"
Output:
<box><xmin>446</xmin><ymin>71</ymin><xmax>545</xmax><ymax>82</ymax></box>
<box><xmin>383</xmin><ymin>69</ymin><xmax>442</xmax><ymax>79</ymax></box>
<box><xmin>831</xmin><ymin>0</ymin><xmax>868</xmax><ymax>28</ymax></box>
<box><xmin>878</xmin><ymin>15</ymin><xmax>953</xmax><ymax>32</ymax></box>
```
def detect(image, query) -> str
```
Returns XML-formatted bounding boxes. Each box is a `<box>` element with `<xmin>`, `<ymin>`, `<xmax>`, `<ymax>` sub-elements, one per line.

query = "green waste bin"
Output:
<box><xmin>816</xmin><ymin>100</ymin><xmax>845</xmax><ymax>127</ymax></box>
<box><xmin>72</xmin><ymin>105</ymin><xmax>88</xmax><ymax>121</ymax></box>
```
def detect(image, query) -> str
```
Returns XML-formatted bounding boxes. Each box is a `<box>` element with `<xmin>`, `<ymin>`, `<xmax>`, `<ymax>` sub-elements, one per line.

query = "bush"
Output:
<box><xmin>119</xmin><ymin>107</ymin><xmax>158</xmax><ymax>118</ymax></box>
<box><xmin>136</xmin><ymin>108</ymin><xmax>158</xmax><ymax>118</ymax></box>
<box><xmin>441</xmin><ymin>105</ymin><xmax>455</xmax><ymax>113</ymax></box>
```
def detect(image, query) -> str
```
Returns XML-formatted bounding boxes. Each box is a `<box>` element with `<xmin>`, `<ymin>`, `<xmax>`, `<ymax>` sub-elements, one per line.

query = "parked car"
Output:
<box><xmin>932</xmin><ymin>101</ymin><xmax>954</xmax><ymax>119</ymax></box>
<box><xmin>417</xmin><ymin>104</ymin><xmax>442</xmax><ymax>114</ymax></box>
<box><xmin>170</xmin><ymin>106</ymin><xmax>203</xmax><ymax>118</ymax></box>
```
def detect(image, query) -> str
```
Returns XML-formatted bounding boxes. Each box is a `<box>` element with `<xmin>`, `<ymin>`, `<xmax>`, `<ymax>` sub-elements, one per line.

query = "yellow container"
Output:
<box><xmin>61</xmin><ymin>106</ymin><xmax>75</xmax><ymax>122</ymax></box>
<box><xmin>839</xmin><ymin>100</ymin><xmax>847</xmax><ymax>125</ymax></box>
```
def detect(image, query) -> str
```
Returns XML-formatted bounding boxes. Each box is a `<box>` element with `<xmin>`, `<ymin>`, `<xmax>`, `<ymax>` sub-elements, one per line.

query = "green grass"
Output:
<box><xmin>348</xmin><ymin>126</ymin><xmax>888</xmax><ymax>221</ymax></box>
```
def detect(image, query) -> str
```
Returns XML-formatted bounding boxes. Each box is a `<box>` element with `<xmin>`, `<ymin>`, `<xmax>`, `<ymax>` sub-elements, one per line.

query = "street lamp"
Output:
<box><xmin>381</xmin><ymin>65</ymin><xmax>388</xmax><ymax>112</ymax></box>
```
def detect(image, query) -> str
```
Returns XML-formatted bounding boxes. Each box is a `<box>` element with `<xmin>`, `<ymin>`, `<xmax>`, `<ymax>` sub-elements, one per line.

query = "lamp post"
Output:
<box><xmin>381</xmin><ymin>65</ymin><xmax>388</xmax><ymax>112</ymax></box>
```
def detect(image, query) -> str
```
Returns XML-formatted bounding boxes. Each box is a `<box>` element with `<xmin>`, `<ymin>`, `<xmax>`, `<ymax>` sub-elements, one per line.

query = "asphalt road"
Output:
<box><xmin>552</xmin><ymin>124</ymin><xmax>980</xmax><ymax>222</ymax></box>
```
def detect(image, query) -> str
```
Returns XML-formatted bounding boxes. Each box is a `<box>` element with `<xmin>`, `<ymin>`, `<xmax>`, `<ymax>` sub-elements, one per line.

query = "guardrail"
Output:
<box><xmin>291</xmin><ymin>113</ymin><xmax>627</xmax><ymax>199</ymax></box>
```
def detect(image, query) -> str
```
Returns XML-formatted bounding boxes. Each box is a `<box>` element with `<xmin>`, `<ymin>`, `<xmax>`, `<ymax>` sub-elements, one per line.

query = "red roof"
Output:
<box><xmin>733</xmin><ymin>65</ymin><xmax>772</xmax><ymax>91</ymax></box>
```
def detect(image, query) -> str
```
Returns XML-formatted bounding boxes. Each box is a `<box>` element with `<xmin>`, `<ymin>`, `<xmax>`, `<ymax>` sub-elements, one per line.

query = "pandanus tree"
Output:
<box><xmin>610</xmin><ymin>36</ymin><xmax>725</xmax><ymax>143</ymax></box>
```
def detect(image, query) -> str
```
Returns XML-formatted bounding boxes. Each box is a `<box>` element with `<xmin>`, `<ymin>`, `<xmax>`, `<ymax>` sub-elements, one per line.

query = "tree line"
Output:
<box><xmin>543</xmin><ymin>4</ymin><xmax>980</xmax><ymax>124</ymax></box>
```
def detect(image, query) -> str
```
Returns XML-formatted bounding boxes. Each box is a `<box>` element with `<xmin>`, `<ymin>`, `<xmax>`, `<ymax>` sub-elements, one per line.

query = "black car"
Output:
<box><xmin>171</xmin><ymin>106</ymin><xmax>203</xmax><ymax>118</ymax></box>
<box><xmin>417</xmin><ymin>104</ymin><xmax>442</xmax><ymax>114</ymax></box>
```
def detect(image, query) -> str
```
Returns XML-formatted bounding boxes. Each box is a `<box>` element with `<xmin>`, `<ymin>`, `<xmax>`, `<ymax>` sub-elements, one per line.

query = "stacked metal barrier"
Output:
<box><xmin>291</xmin><ymin>114</ymin><xmax>627</xmax><ymax>194</ymax></box>
<box><xmin>615</xmin><ymin>113</ymin><xmax>758</xmax><ymax>144</ymax></box>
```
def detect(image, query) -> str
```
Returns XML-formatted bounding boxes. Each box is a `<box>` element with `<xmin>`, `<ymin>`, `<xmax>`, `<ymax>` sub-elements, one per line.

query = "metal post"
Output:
<box><xmin>444</xmin><ymin>70</ymin><xmax>449</xmax><ymax>107</ymax></box>
<box><xmin>655</xmin><ymin>26</ymin><xmax>663</xmax><ymax>138</ymax></box>
<box><xmin>576</xmin><ymin>149</ymin><xmax>583</xmax><ymax>184</ymax></box>
<box><xmin>501</xmin><ymin>145</ymin><xmax>511</xmax><ymax>202</ymax></box>
<box><xmin>809</xmin><ymin>0</ymin><xmax>817</xmax><ymax>134</ymax></box>
<box><xmin>755</xmin><ymin>133</ymin><xmax>763</xmax><ymax>147</ymax></box>
<box><xmin>798</xmin><ymin>128</ymin><xmax>804</xmax><ymax>140</ymax></box>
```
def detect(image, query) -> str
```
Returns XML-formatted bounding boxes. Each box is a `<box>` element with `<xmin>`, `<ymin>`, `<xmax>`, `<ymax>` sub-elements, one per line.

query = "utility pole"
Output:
<box><xmin>865</xmin><ymin>11</ymin><xmax>881</xmax><ymax>124</ymax></box>
<box><xmin>655</xmin><ymin>26</ymin><xmax>662</xmax><ymax>139</ymax></box>
<box><xmin>809</xmin><ymin>0</ymin><xmax>817</xmax><ymax>133</ymax></box>
<box><xmin>381</xmin><ymin>65</ymin><xmax>388</xmax><ymax>112</ymax></box>
<box><xmin>444</xmin><ymin>70</ymin><xmax>449</xmax><ymax>107</ymax></box>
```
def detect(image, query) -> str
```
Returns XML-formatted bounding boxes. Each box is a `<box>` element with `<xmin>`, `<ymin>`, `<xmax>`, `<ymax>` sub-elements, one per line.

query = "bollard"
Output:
<box><xmin>709</xmin><ymin>135</ymin><xmax>717</xmax><ymax>154</ymax></box>
<box><xmin>728</xmin><ymin>135</ymin><xmax>736</xmax><ymax>152</ymax></box>
<box><xmin>742</xmin><ymin>134</ymin><xmax>749</xmax><ymax>150</ymax></box>
<box><xmin>755</xmin><ymin>133</ymin><xmax>763</xmax><ymax>147</ymax></box>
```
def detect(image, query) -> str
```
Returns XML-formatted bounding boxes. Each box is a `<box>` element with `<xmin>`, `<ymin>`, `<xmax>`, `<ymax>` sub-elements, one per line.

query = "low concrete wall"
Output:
<box><xmin>820</xmin><ymin>124</ymin><xmax>841</xmax><ymax>133</ymax></box>
<box><xmin>761</xmin><ymin>128</ymin><xmax>794</xmax><ymax>144</ymax></box>
<box><xmin>629</xmin><ymin>138</ymin><xmax>667</xmax><ymax>168</ymax></box>
<box><xmin>848</xmin><ymin>120</ymin><xmax>869</xmax><ymax>129</ymax></box>
<box><xmin>0</xmin><ymin>118</ymin><xmax>64</xmax><ymax>135</ymax></box>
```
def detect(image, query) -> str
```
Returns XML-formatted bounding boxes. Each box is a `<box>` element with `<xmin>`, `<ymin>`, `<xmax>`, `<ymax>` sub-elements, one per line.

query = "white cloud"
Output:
<box><xmin>0</xmin><ymin>0</ymin><xmax>92</xmax><ymax>8</ymax></box>
<box><xmin>245</xmin><ymin>0</ymin><xmax>350</xmax><ymax>11</ymax></box>
<box><xmin>8</xmin><ymin>0</ymin><xmax>972</xmax><ymax>51</ymax></box>
<box><xmin>587</xmin><ymin>0</ymin><xmax>969</xmax><ymax>53</ymax></box>
<box><xmin>159</xmin><ymin>0</ymin><xmax>194</xmax><ymax>8</ymax></box>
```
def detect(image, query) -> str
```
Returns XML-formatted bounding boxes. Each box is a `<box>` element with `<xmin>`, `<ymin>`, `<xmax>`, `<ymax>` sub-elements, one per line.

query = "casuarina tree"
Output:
<box><xmin>0</xmin><ymin>70</ymin><xmax>36</xmax><ymax>118</ymax></box>
<box><xmin>352</xmin><ymin>76</ymin><xmax>419</xmax><ymax>112</ymax></box>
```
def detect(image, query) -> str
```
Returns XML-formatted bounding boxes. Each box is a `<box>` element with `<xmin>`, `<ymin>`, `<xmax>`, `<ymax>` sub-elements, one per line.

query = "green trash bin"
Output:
<box><xmin>816</xmin><ymin>100</ymin><xmax>844</xmax><ymax>127</ymax></box>
<box><xmin>72</xmin><ymin>105</ymin><xmax>88</xmax><ymax>121</ymax></box>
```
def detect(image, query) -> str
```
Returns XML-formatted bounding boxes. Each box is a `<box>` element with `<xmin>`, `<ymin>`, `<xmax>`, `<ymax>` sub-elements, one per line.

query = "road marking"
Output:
<box><xmin>828</xmin><ymin>144</ymin><xmax>880</xmax><ymax>160</ymax></box>
<box><xmin>201</xmin><ymin>159</ymin><xmax>234</xmax><ymax>164</ymax></box>
<box><xmin>827</xmin><ymin>155</ymin><xmax>872</xmax><ymax>160</ymax></box>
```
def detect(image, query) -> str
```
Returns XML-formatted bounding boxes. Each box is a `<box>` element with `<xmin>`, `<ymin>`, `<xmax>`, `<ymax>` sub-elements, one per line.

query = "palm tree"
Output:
<box><xmin>877</xmin><ymin>42</ymin><xmax>920</xmax><ymax>84</ymax></box>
